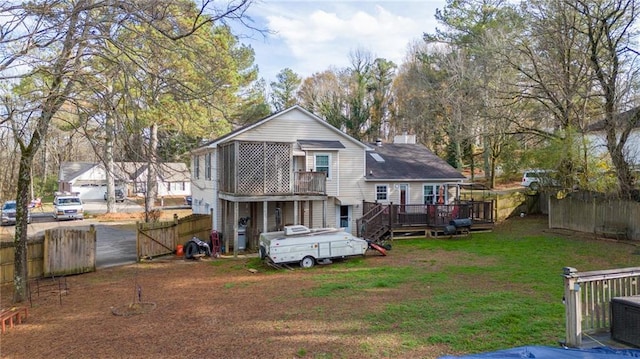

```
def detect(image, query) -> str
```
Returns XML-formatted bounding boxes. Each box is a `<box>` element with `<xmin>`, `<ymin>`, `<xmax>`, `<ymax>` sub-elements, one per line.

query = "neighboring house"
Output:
<box><xmin>58</xmin><ymin>161</ymin><xmax>191</xmax><ymax>200</ymax></box>
<box><xmin>585</xmin><ymin>106</ymin><xmax>640</xmax><ymax>167</ymax></box>
<box><xmin>190</xmin><ymin>105</ymin><xmax>467</xmax><ymax>252</ymax></box>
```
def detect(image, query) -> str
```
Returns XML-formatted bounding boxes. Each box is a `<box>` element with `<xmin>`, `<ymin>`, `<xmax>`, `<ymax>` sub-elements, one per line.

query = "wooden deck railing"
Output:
<box><xmin>293</xmin><ymin>171</ymin><xmax>326</xmax><ymax>195</ymax></box>
<box><xmin>563</xmin><ymin>266</ymin><xmax>640</xmax><ymax>347</ymax></box>
<box><xmin>365</xmin><ymin>201</ymin><xmax>494</xmax><ymax>227</ymax></box>
<box><xmin>356</xmin><ymin>200</ymin><xmax>495</xmax><ymax>242</ymax></box>
<box><xmin>356</xmin><ymin>202</ymin><xmax>388</xmax><ymax>240</ymax></box>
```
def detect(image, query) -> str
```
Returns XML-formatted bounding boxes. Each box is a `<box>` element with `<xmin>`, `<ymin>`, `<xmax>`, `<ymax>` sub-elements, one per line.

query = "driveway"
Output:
<box><xmin>4</xmin><ymin>199</ymin><xmax>189</xmax><ymax>269</ymax></box>
<box><xmin>93</xmin><ymin>224</ymin><xmax>138</xmax><ymax>268</ymax></box>
<box><xmin>4</xmin><ymin>209</ymin><xmax>140</xmax><ymax>270</ymax></box>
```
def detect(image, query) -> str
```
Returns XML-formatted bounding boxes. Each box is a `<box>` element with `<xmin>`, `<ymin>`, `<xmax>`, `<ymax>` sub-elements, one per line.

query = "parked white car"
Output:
<box><xmin>53</xmin><ymin>194</ymin><xmax>84</xmax><ymax>221</ymax></box>
<box><xmin>521</xmin><ymin>169</ymin><xmax>558</xmax><ymax>191</ymax></box>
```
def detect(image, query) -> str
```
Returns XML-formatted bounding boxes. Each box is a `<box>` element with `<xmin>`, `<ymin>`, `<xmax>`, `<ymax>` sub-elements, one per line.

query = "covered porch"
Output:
<box><xmin>217</xmin><ymin>193</ymin><xmax>329</xmax><ymax>257</ymax></box>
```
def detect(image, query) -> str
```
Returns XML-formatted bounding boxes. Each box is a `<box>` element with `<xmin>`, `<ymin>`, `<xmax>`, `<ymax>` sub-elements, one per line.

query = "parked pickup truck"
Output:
<box><xmin>52</xmin><ymin>194</ymin><xmax>84</xmax><ymax>221</ymax></box>
<box><xmin>259</xmin><ymin>225</ymin><xmax>369</xmax><ymax>268</ymax></box>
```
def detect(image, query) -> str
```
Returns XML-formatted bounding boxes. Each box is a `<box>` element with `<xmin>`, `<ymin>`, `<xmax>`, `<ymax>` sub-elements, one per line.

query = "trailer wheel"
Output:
<box><xmin>259</xmin><ymin>245</ymin><xmax>266</xmax><ymax>260</ymax></box>
<box><xmin>300</xmin><ymin>256</ymin><xmax>315</xmax><ymax>268</ymax></box>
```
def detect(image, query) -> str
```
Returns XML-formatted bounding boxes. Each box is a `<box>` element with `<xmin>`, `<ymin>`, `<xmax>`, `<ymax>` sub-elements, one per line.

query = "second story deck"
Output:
<box><xmin>218</xmin><ymin>141</ymin><xmax>326</xmax><ymax>198</ymax></box>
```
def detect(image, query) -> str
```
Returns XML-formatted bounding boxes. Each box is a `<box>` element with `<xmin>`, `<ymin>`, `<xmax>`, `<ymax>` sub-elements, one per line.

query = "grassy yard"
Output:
<box><xmin>3</xmin><ymin>215</ymin><xmax>639</xmax><ymax>358</ymax></box>
<box><xmin>243</xmin><ymin>215</ymin><xmax>640</xmax><ymax>355</ymax></box>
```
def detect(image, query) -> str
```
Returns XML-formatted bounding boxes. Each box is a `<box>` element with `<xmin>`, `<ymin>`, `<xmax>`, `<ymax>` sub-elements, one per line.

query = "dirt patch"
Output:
<box><xmin>1</xmin><ymin>256</ymin><xmax>441</xmax><ymax>359</ymax></box>
<box><xmin>0</xmin><ymin>250</ymin><xmax>467</xmax><ymax>359</ymax></box>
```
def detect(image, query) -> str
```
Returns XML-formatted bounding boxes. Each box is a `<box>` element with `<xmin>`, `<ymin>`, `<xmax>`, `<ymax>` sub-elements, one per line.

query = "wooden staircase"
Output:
<box><xmin>356</xmin><ymin>203</ymin><xmax>390</xmax><ymax>243</ymax></box>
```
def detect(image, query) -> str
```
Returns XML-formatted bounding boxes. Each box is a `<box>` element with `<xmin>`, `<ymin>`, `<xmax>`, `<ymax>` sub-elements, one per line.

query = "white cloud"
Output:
<box><xmin>243</xmin><ymin>1</ymin><xmax>443</xmax><ymax>81</ymax></box>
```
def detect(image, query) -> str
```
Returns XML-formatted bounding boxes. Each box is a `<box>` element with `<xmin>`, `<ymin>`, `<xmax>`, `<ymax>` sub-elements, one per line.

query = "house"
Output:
<box><xmin>585</xmin><ymin>106</ymin><xmax>640</xmax><ymax>166</ymax></box>
<box><xmin>190</xmin><ymin>106</ymin><xmax>470</xmax><ymax>254</ymax></box>
<box><xmin>58</xmin><ymin>161</ymin><xmax>191</xmax><ymax>200</ymax></box>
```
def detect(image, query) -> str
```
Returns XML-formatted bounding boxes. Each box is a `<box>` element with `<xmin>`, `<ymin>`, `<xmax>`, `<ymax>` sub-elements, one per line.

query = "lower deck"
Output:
<box><xmin>358</xmin><ymin>201</ymin><xmax>496</xmax><ymax>242</ymax></box>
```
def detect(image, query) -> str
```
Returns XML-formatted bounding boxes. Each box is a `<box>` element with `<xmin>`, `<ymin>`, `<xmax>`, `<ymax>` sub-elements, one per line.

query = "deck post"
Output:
<box><xmin>233</xmin><ymin>201</ymin><xmax>238</xmax><ymax>258</ymax></box>
<box><xmin>563</xmin><ymin>267</ymin><xmax>582</xmax><ymax>347</ymax></box>
<box><xmin>262</xmin><ymin>201</ymin><xmax>268</xmax><ymax>234</ymax></box>
<box><xmin>389</xmin><ymin>202</ymin><xmax>394</xmax><ymax>240</ymax></box>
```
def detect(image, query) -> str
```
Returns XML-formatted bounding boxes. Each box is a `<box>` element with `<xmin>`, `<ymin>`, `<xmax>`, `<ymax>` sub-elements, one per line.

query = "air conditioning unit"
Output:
<box><xmin>611</xmin><ymin>296</ymin><xmax>640</xmax><ymax>347</ymax></box>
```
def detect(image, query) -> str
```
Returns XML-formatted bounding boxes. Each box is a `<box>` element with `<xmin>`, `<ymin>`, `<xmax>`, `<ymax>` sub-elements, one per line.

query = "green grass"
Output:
<box><xmin>296</xmin><ymin>219</ymin><xmax>640</xmax><ymax>355</ymax></box>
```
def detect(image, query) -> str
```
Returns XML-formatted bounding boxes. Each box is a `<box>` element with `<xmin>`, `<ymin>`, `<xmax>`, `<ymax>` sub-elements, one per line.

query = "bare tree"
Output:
<box><xmin>571</xmin><ymin>0</ymin><xmax>640</xmax><ymax>196</ymax></box>
<box><xmin>0</xmin><ymin>0</ymin><xmax>256</xmax><ymax>303</ymax></box>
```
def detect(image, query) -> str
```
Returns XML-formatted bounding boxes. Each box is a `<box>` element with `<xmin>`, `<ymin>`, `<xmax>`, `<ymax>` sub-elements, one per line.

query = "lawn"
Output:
<box><xmin>2</xmin><ymin>215</ymin><xmax>638</xmax><ymax>359</ymax></box>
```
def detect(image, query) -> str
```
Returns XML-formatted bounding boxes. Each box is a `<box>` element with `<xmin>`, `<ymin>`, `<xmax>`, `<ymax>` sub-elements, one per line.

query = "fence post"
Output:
<box><xmin>173</xmin><ymin>214</ymin><xmax>179</xmax><ymax>251</ymax></box>
<box><xmin>563</xmin><ymin>267</ymin><xmax>582</xmax><ymax>347</ymax></box>
<box><xmin>90</xmin><ymin>225</ymin><xmax>96</xmax><ymax>271</ymax></box>
<box><xmin>136</xmin><ymin>222</ymin><xmax>141</xmax><ymax>261</ymax></box>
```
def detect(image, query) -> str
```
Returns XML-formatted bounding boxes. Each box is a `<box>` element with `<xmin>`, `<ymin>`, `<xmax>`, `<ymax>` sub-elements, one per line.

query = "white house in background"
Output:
<box><xmin>585</xmin><ymin>107</ymin><xmax>640</xmax><ymax>167</ymax></box>
<box><xmin>190</xmin><ymin>105</ymin><xmax>467</xmax><ymax>253</ymax></box>
<box><xmin>58</xmin><ymin>161</ymin><xmax>191</xmax><ymax>200</ymax></box>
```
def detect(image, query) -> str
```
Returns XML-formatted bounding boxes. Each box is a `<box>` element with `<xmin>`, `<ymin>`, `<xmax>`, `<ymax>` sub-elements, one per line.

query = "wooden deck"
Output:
<box><xmin>357</xmin><ymin>201</ymin><xmax>495</xmax><ymax>242</ymax></box>
<box><xmin>563</xmin><ymin>266</ymin><xmax>640</xmax><ymax>349</ymax></box>
<box><xmin>577</xmin><ymin>331</ymin><xmax>634</xmax><ymax>349</ymax></box>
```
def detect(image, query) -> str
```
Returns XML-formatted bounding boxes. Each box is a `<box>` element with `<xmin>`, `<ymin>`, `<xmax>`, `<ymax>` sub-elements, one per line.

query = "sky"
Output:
<box><xmin>234</xmin><ymin>0</ymin><xmax>446</xmax><ymax>83</ymax></box>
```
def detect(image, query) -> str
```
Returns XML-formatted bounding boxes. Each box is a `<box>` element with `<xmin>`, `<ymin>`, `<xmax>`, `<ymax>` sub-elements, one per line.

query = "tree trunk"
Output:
<box><xmin>105</xmin><ymin>110</ymin><xmax>116</xmax><ymax>213</ymax></box>
<box><xmin>145</xmin><ymin>123</ymin><xmax>159</xmax><ymax>221</ymax></box>
<box><xmin>13</xmin><ymin>150</ymin><xmax>34</xmax><ymax>303</ymax></box>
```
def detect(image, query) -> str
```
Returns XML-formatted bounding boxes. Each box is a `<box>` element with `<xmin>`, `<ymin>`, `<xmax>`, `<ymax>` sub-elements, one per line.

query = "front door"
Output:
<box><xmin>398</xmin><ymin>184</ymin><xmax>408</xmax><ymax>212</ymax></box>
<box><xmin>338</xmin><ymin>205</ymin><xmax>352</xmax><ymax>233</ymax></box>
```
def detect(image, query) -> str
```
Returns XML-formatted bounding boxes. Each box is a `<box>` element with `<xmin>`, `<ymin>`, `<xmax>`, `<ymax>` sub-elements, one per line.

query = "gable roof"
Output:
<box><xmin>586</xmin><ymin>106</ymin><xmax>640</xmax><ymax>132</ymax></box>
<box><xmin>114</xmin><ymin>162</ymin><xmax>190</xmax><ymax>182</ymax></box>
<box><xmin>60</xmin><ymin>162</ymin><xmax>189</xmax><ymax>183</ymax></box>
<box><xmin>365</xmin><ymin>143</ymin><xmax>466</xmax><ymax>181</ymax></box>
<box><xmin>192</xmin><ymin>105</ymin><xmax>370</xmax><ymax>153</ymax></box>
<box><xmin>59</xmin><ymin>162</ymin><xmax>99</xmax><ymax>182</ymax></box>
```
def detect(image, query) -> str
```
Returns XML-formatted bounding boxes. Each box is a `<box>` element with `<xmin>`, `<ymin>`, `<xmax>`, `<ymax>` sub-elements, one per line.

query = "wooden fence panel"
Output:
<box><xmin>137</xmin><ymin>219</ymin><xmax>177</xmax><ymax>259</ymax></box>
<box><xmin>176</xmin><ymin>214</ymin><xmax>212</xmax><ymax>246</ymax></box>
<box><xmin>44</xmin><ymin>226</ymin><xmax>96</xmax><ymax>276</ymax></box>
<box><xmin>549</xmin><ymin>197</ymin><xmax>594</xmax><ymax>233</ymax></box>
<box><xmin>137</xmin><ymin>214</ymin><xmax>212</xmax><ymax>259</ymax></box>
<box><xmin>550</xmin><ymin>196</ymin><xmax>639</xmax><ymax>240</ymax></box>
<box><xmin>0</xmin><ymin>237</ymin><xmax>45</xmax><ymax>285</ymax></box>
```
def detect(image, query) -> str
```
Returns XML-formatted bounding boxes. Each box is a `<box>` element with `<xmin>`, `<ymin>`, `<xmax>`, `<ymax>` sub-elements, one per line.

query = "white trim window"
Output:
<box><xmin>205</xmin><ymin>153</ymin><xmax>212</xmax><ymax>180</ymax></box>
<box><xmin>314</xmin><ymin>154</ymin><xmax>330</xmax><ymax>178</ymax></box>
<box><xmin>423</xmin><ymin>184</ymin><xmax>435</xmax><ymax>204</ymax></box>
<box><xmin>169</xmin><ymin>182</ymin><xmax>186</xmax><ymax>191</ymax></box>
<box><xmin>194</xmin><ymin>155</ymin><xmax>200</xmax><ymax>180</ymax></box>
<box><xmin>423</xmin><ymin>184</ymin><xmax>445</xmax><ymax>204</ymax></box>
<box><xmin>376</xmin><ymin>184</ymin><xmax>389</xmax><ymax>201</ymax></box>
